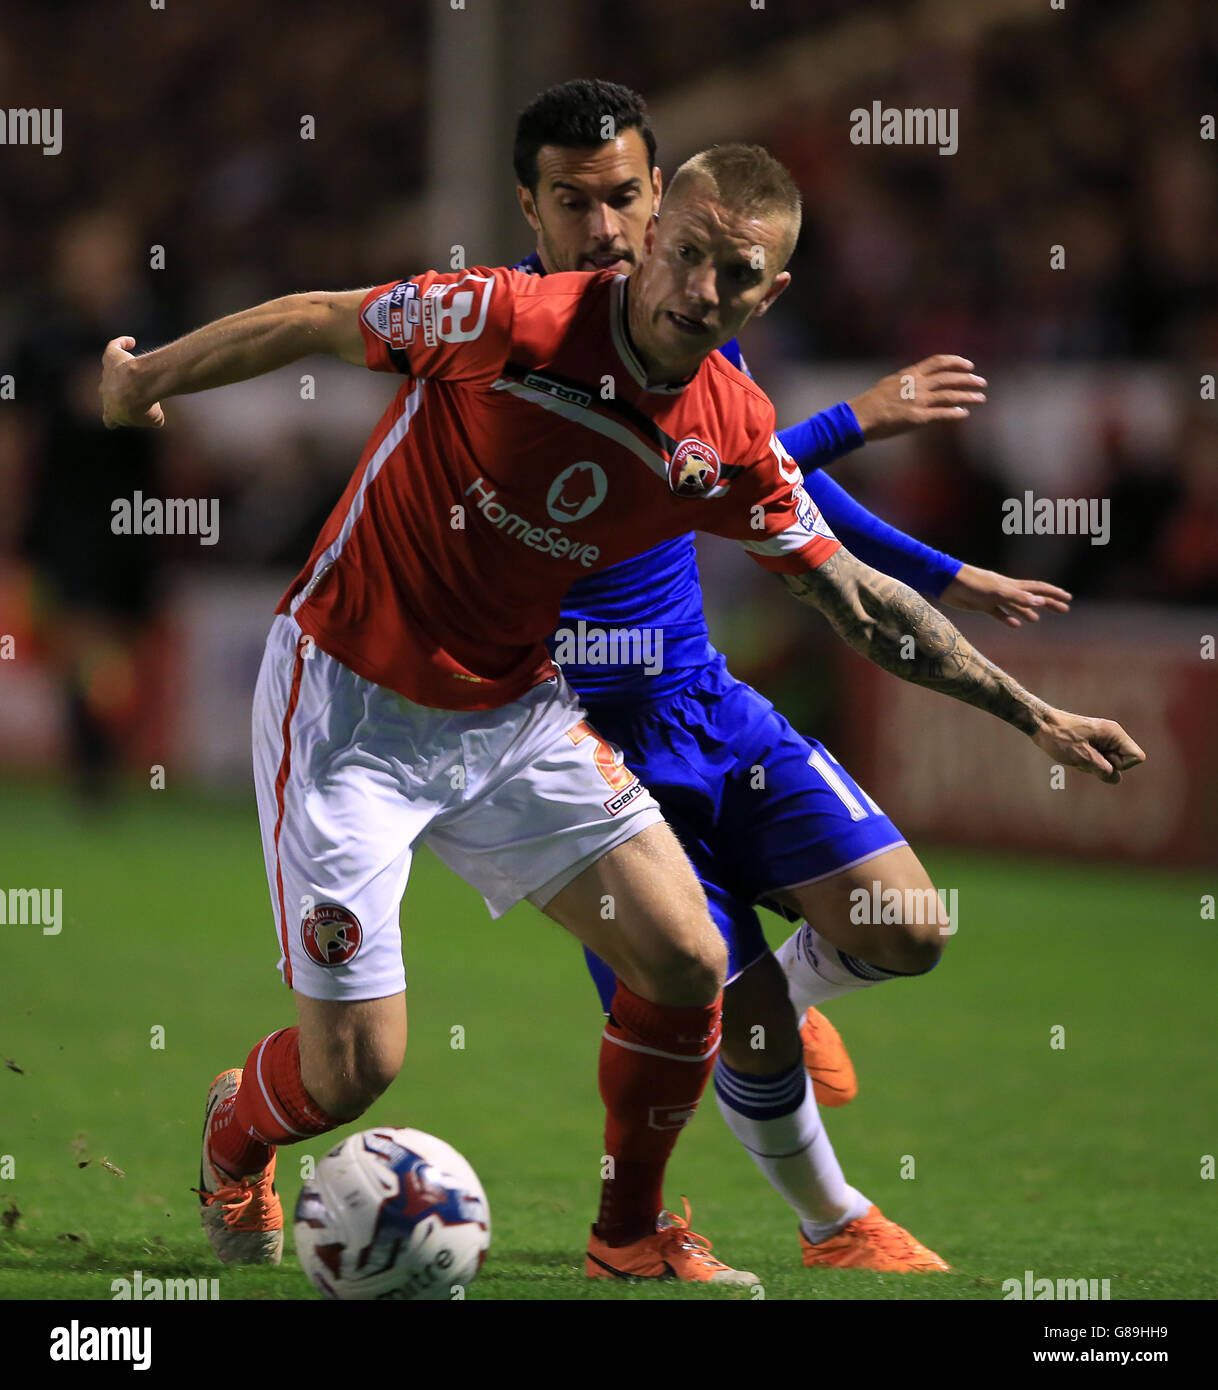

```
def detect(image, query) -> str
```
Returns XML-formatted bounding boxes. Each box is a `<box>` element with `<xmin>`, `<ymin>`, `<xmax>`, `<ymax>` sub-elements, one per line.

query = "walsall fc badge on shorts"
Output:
<box><xmin>301</xmin><ymin>903</ymin><xmax>363</xmax><ymax>968</ymax></box>
<box><xmin>668</xmin><ymin>438</ymin><xmax>721</xmax><ymax>496</ymax></box>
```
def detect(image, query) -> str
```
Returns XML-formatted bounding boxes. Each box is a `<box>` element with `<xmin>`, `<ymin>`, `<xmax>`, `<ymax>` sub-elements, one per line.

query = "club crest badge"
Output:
<box><xmin>668</xmin><ymin>438</ymin><xmax>721</xmax><ymax>496</ymax></box>
<box><xmin>301</xmin><ymin>903</ymin><xmax>363</xmax><ymax>967</ymax></box>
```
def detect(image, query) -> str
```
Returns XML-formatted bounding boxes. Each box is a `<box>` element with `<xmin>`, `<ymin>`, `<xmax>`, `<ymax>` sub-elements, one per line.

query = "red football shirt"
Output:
<box><xmin>277</xmin><ymin>267</ymin><xmax>840</xmax><ymax>710</ymax></box>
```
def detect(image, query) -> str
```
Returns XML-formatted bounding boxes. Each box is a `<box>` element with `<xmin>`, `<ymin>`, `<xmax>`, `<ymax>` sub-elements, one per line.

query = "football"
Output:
<box><xmin>294</xmin><ymin>1128</ymin><xmax>491</xmax><ymax>1300</ymax></box>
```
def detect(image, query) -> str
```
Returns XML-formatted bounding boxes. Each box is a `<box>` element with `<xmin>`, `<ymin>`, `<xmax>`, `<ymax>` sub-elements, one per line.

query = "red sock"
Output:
<box><xmin>596</xmin><ymin>980</ymin><xmax>722</xmax><ymax>1246</ymax></box>
<box><xmin>209</xmin><ymin>1028</ymin><xmax>341</xmax><ymax>1178</ymax></box>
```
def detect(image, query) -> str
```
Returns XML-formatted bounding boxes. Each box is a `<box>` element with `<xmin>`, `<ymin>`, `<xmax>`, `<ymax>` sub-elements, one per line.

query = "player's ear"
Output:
<box><xmin>517</xmin><ymin>184</ymin><xmax>541</xmax><ymax>234</ymax></box>
<box><xmin>642</xmin><ymin>213</ymin><xmax>657</xmax><ymax>257</ymax></box>
<box><xmin>650</xmin><ymin>164</ymin><xmax>663</xmax><ymax>210</ymax></box>
<box><xmin>753</xmin><ymin>270</ymin><xmax>791</xmax><ymax>318</ymax></box>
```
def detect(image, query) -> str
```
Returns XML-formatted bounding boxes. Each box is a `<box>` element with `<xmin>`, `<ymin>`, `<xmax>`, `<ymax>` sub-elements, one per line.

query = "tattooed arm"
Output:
<box><xmin>785</xmin><ymin>549</ymin><xmax>1145</xmax><ymax>783</ymax></box>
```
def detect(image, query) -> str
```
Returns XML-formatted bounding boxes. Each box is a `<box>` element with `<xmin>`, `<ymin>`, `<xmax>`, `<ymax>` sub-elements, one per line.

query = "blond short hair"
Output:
<box><xmin>666</xmin><ymin>144</ymin><xmax>802</xmax><ymax>267</ymax></box>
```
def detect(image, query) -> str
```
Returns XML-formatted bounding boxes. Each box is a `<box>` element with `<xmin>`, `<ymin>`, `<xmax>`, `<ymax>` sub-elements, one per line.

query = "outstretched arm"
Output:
<box><xmin>776</xmin><ymin>355</ymin><xmax>1071</xmax><ymax>625</ymax></box>
<box><xmin>773</xmin><ymin>353</ymin><xmax>986</xmax><ymax>476</ymax></box>
<box><xmin>785</xmin><ymin>548</ymin><xmax>1145</xmax><ymax>783</ymax></box>
<box><xmin>804</xmin><ymin>468</ymin><xmax>1073</xmax><ymax>624</ymax></box>
<box><xmin>100</xmin><ymin>290</ymin><xmax>369</xmax><ymax>429</ymax></box>
<box><xmin>776</xmin><ymin>354</ymin><xmax>977</xmax><ymax>596</ymax></box>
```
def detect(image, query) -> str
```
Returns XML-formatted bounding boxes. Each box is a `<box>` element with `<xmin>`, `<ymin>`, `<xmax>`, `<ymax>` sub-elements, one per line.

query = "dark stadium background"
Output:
<box><xmin>0</xmin><ymin>0</ymin><xmax>1215</xmax><ymax>1314</ymax></box>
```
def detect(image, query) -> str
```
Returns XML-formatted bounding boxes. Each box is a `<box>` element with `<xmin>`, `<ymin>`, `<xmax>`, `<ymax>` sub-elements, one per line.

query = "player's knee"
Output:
<box><xmin>634</xmin><ymin>928</ymin><xmax>726</xmax><ymax>1005</ymax></box>
<box><xmin>687</xmin><ymin>930</ymin><xmax>729</xmax><ymax>998</ymax></box>
<box><xmin>894</xmin><ymin>931</ymin><xmax>945</xmax><ymax>975</ymax></box>
<box><xmin>300</xmin><ymin>1033</ymin><xmax>405</xmax><ymax>1122</ymax></box>
<box><xmin>883</xmin><ymin>912</ymin><xmax>947</xmax><ymax>974</ymax></box>
<box><xmin>305</xmin><ymin>1054</ymin><xmax>401</xmax><ymax>1122</ymax></box>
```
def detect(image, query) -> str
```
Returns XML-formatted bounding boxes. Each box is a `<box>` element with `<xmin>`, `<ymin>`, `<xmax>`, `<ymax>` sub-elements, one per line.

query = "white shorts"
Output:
<box><xmin>252</xmin><ymin>614</ymin><xmax>664</xmax><ymax>1001</ymax></box>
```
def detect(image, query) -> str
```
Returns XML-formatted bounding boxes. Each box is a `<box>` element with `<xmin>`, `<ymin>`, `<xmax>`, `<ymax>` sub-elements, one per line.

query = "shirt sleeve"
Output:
<box><xmin>803</xmin><ymin>466</ymin><xmax>963</xmax><ymax>596</ymax></box>
<box><xmin>777</xmin><ymin>401</ymin><xmax>865</xmax><ymax>470</ymax></box>
<box><xmin>703</xmin><ymin>424</ymin><xmax>842</xmax><ymax>574</ymax></box>
<box><xmin>358</xmin><ymin>265</ymin><xmax>516</xmax><ymax>383</ymax></box>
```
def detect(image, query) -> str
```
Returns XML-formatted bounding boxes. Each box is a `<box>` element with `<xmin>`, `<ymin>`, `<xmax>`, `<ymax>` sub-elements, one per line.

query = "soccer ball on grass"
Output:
<box><xmin>294</xmin><ymin>1127</ymin><xmax>490</xmax><ymax>1300</ymax></box>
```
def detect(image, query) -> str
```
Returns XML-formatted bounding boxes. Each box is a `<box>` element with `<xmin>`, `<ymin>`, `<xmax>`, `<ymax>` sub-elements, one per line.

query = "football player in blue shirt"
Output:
<box><xmin>512</xmin><ymin>81</ymin><xmax>1072</xmax><ymax>1278</ymax></box>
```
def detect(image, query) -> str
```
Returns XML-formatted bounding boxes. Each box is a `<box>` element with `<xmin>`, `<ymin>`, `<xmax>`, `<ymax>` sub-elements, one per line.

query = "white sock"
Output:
<box><xmin>714</xmin><ymin>1058</ymin><xmax>871</xmax><ymax>1239</ymax></box>
<box><xmin>774</xmin><ymin>918</ymin><xmax>903</xmax><ymax>1010</ymax></box>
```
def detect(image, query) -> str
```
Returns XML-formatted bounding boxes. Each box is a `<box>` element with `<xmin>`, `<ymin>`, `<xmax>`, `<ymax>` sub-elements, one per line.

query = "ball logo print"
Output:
<box><xmin>399</xmin><ymin>1163</ymin><xmax>455</xmax><ymax>1221</ymax></box>
<box><xmin>300</xmin><ymin>903</ymin><xmax>363</xmax><ymax>967</ymax></box>
<box><xmin>546</xmin><ymin>462</ymin><xmax>608</xmax><ymax>522</ymax></box>
<box><xmin>294</xmin><ymin>1128</ymin><xmax>491</xmax><ymax>1300</ymax></box>
<box><xmin>668</xmin><ymin>438</ymin><xmax>721</xmax><ymax>496</ymax></box>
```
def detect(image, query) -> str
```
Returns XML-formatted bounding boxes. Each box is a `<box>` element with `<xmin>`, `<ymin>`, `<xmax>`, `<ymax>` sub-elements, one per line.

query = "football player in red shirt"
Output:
<box><xmin>101</xmin><ymin>144</ymin><xmax>1143</xmax><ymax>1287</ymax></box>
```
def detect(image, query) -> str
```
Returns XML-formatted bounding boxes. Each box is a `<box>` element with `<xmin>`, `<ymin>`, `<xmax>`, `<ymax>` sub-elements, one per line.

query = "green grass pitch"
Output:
<box><xmin>1</xmin><ymin>779</ymin><xmax>1214</xmax><ymax>1301</ymax></box>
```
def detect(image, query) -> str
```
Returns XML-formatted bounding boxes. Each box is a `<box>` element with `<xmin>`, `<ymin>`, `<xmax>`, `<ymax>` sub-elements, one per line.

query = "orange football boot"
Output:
<box><xmin>799</xmin><ymin>1205</ymin><xmax>950</xmax><ymax>1272</ymax></box>
<box><xmin>587</xmin><ymin>1199</ymin><xmax>759</xmax><ymax>1285</ymax></box>
<box><xmin>194</xmin><ymin>1068</ymin><xmax>284</xmax><ymax>1265</ymax></box>
<box><xmin>800</xmin><ymin>1006</ymin><xmax>858</xmax><ymax>1107</ymax></box>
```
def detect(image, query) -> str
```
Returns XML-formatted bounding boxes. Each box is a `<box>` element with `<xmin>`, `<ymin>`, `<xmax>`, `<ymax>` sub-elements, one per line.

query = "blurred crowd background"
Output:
<box><xmin>0</xmin><ymin>0</ymin><xmax>1213</xmax><ymax>862</ymax></box>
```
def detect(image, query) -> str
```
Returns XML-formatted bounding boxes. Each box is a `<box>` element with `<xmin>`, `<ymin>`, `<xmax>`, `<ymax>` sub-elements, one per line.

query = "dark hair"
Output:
<box><xmin>513</xmin><ymin>79</ymin><xmax>657</xmax><ymax>191</ymax></box>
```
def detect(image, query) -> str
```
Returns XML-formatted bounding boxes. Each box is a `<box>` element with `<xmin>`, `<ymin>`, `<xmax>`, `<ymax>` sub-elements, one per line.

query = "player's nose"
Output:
<box><xmin>684</xmin><ymin>263</ymin><xmax>718</xmax><ymax>309</ymax></box>
<box><xmin>588</xmin><ymin>201</ymin><xmax>620</xmax><ymax>241</ymax></box>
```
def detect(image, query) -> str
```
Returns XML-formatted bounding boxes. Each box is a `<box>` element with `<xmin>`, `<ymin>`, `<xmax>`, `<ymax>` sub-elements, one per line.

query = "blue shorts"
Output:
<box><xmin>579</xmin><ymin>653</ymin><xmax>906</xmax><ymax>1011</ymax></box>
